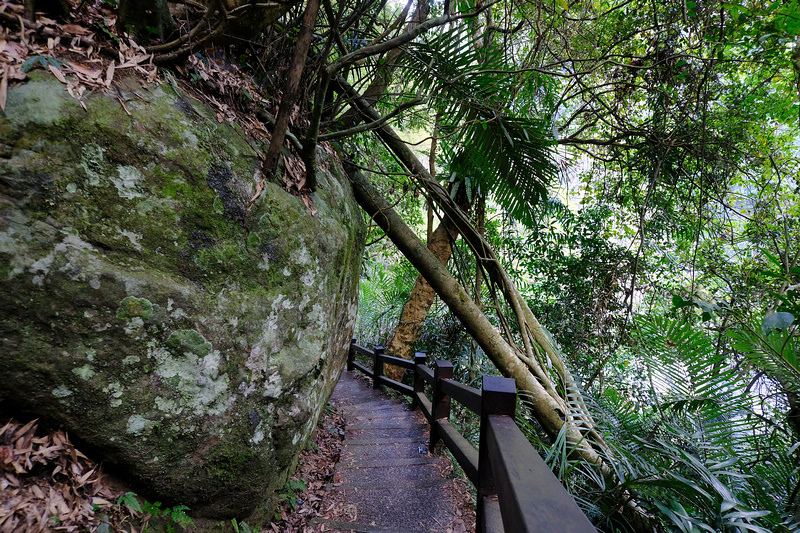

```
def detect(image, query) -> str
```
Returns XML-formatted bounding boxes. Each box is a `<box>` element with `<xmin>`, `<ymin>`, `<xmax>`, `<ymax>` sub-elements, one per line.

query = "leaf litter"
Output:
<box><xmin>0</xmin><ymin>406</ymin><xmax>351</xmax><ymax>532</ymax></box>
<box><xmin>0</xmin><ymin>417</ymin><xmax>135</xmax><ymax>532</ymax></box>
<box><xmin>0</xmin><ymin>0</ymin><xmax>318</xmax><ymax>206</ymax></box>
<box><xmin>263</xmin><ymin>405</ymin><xmax>346</xmax><ymax>533</ymax></box>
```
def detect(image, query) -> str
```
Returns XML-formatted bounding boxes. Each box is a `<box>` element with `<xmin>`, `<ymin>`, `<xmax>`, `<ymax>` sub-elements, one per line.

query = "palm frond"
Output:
<box><xmin>396</xmin><ymin>26</ymin><xmax>558</xmax><ymax>227</ymax></box>
<box><xmin>618</xmin><ymin>314</ymin><xmax>796</xmax><ymax>530</ymax></box>
<box><xmin>728</xmin><ymin>322</ymin><xmax>800</xmax><ymax>393</ymax></box>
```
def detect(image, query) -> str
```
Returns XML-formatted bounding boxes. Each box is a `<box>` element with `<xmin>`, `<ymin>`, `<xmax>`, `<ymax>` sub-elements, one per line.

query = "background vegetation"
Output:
<box><xmin>347</xmin><ymin>0</ymin><xmax>800</xmax><ymax>531</ymax></box>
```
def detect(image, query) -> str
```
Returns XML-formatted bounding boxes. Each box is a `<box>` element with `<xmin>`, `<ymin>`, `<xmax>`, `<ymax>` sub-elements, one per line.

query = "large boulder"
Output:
<box><xmin>0</xmin><ymin>73</ymin><xmax>365</xmax><ymax>518</ymax></box>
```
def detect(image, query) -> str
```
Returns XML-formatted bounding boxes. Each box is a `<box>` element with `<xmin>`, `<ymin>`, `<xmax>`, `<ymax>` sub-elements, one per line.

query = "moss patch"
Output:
<box><xmin>117</xmin><ymin>296</ymin><xmax>154</xmax><ymax>320</ymax></box>
<box><xmin>166</xmin><ymin>329</ymin><xmax>212</xmax><ymax>357</ymax></box>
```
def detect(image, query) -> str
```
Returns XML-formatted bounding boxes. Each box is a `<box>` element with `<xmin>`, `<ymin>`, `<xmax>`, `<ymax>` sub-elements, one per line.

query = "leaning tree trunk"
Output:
<box><xmin>344</xmin><ymin>163</ymin><xmax>654</xmax><ymax>531</ymax></box>
<box><xmin>345</xmin><ymin>162</ymin><xmax>592</xmax><ymax>453</ymax></box>
<box><xmin>384</xmin><ymin>111</ymin><xmax>451</xmax><ymax>381</ymax></box>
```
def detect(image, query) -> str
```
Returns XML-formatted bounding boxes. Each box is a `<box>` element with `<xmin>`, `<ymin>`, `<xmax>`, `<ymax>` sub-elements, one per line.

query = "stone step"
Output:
<box><xmin>321</xmin><ymin>482</ymin><xmax>461</xmax><ymax>531</ymax></box>
<box><xmin>346</xmin><ymin>456</ymin><xmax>440</xmax><ymax>469</ymax></box>
<box><xmin>340</xmin><ymin>403</ymin><xmax>409</xmax><ymax>413</ymax></box>
<box><xmin>345</xmin><ymin>426</ymin><xmax>428</xmax><ymax>440</ymax></box>
<box><xmin>343</xmin><ymin>437</ymin><xmax>424</xmax><ymax>446</ymax></box>
<box><xmin>345</xmin><ymin>417</ymin><xmax>419</xmax><ymax>429</ymax></box>
<box><xmin>340</xmin><ymin>441</ymin><xmax>428</xmax><ymax>460</ymax></box>
<box><xmin>310</xmin><ymin>517</ymin><xmax>439</xmax><ymax>533</ymax></box>
<box><xmin>328</xmin><ymin>478</ymin><xmax>451</xmax><ymax>491</ymax></box>
<box><xmin>334</xmin><ymin>464</ymin><xmax>443</xmax><ymax>485</ymax></box>
<box><xmin>346</xmin><ymin>422</ymin><xmax>427</xmax><ymax>431</ymax></box>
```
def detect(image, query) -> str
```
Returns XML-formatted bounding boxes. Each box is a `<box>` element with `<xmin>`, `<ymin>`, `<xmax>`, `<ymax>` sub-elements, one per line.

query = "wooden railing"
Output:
<box><xmin>347</xmin><ymin>340</ymin><xmax>596</xmax><ymax>533</ymax></box>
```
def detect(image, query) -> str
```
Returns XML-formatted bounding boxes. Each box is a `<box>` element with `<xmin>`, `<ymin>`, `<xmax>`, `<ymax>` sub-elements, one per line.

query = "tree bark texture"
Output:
<box><xmin>384</xmin><ymin>218</ymin><xmax>458</xmax><ymax>380</ymax></box>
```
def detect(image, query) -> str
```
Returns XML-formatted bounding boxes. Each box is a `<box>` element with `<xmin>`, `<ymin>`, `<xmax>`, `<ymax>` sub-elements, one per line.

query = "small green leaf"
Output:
<box><xmin>21</xmin><ymin>56</ymin><xmax>48</xmax><ymax>73</ymax></box>
<box><xmin>117</xmin><ymin>492</ymin><xmax>142</xmax><ymax>512</ymax></box>
<box><xmin>45</xmin><ymin>57</ymin><xmax>65</xmax><ymax>68</ymax></box>
<box><xmin>168</xmin><ymin>505</ymin><xmax>194</xmax><ymax>527</ymax></box>
<box><xmin>672</xmin><ymin>294</ymin><xmax>693</xmax><ymax>309</ymax></box>
<box><xmin>142</xmin><ymin>500</ymin><xmax>162</xmax><ymax>515</ymax></box>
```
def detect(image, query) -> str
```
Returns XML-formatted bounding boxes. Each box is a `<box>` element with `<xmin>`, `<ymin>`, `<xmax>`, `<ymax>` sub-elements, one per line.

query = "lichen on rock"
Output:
<box><xmin>0</xmin><ymin>73</ymin><xmax>365</xmax><ymax>520</ymax></box>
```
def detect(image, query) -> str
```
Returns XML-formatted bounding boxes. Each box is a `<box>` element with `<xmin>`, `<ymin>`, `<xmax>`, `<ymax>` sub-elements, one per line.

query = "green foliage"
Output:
<box><xmin>273</xmin><ymin>479</ymin><xmax>307</xmax><ymax>520</ymax></box>
<box><xmin>231</xmin><ymin>518</ymin><xmax>253</xmax><ymax>533</ymax></box>
<box><xmin>491</xmin><ymin>200</ymin><xmax>635</xmax><ymax>386</ymax></box>
<box><xmin>117</xmin><ymin>492</ymin><xmax>142</xmax><ymax>513</ymax></box>
<box><xmin>115</xmin><ymin>492</ymin><xmax>195</xmax><ymax>532</ymax></box>
<box><xmin>586</xmin><ymin>315</ymin><xmax>797</xmax><ymax>531</ymax></box>
<box><xmin>21</xmin><ymin>55</ymin><xmax>66</xmax><ymax>73</ymax></box>
<box><xmin>355</xmin><ymin>259</ymin><xmax>419</xmax><ymax>346</ymax></box>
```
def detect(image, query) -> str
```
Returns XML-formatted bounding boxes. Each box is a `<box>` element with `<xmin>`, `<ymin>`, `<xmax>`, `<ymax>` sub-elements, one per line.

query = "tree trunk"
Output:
<box><xmin>384</xmin><ymin>218</ymin><xmax>458</xmax><ymax>380</ymax></box>
<box><xmin>264</xmin><ymin>0</ymin><xmax>322</xmax><ymax>189</ymax></box>
<box><xmin>474</xmin><ymin>194</ymin><xmax>485</xmax><ymax>304</ymax></box>
<box><xmin>344</xmin><ymin>162</ymin><xmax>654</xmax><ymax>531</ymax></box>
<box><xmin>384</xmin><ymin>110</ymin><xmax>449</xmax><ymax>381</ymax></box>
<box><xmin>345</xmin><ymin>163</ymin><xmax>564</xmax><ymax>424</ymax></box>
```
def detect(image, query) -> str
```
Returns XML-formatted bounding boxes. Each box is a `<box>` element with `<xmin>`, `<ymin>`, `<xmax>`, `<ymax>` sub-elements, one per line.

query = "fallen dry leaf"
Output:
<box><xmin>0</xmin><ymin>417</ymin><xmax>138</xmax><ymax>532</ymax></box>
<box><xmin>263</xmin><ymin>405</ymin><xmax>346</xmax><ymax>531</ymax></box>
<box><xmin>105</xmin><ymin>60</ymin><xmax>114</xmax><ymax>87</ymax></box>
<box><xmin>0</xmin><ymin>70</ymin><xmax>7</xmax><ymax>111</ymax></box>
<box><xmin>62</xmin><ymin>23</ymin><xmax>89</xmax><ymax>35</ymax></box>
<box><xmin>48</xmin><ymin>63</ymin><xmax>66</xmax><ymax>83</ymax></box>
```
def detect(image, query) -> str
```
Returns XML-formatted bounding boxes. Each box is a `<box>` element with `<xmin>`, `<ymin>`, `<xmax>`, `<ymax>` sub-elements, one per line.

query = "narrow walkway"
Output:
<box><xmin>311</xmin><ymin>371</ymin><xmax>471</xmax><ymax>533</ymax></box>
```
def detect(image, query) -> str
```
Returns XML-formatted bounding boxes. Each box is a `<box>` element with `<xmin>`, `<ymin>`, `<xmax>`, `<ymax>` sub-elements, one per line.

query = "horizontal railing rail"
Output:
<box><xmin>347</xmin><ymin>340</ymin><xmax>595</xmax><ymax>533</ymax></box>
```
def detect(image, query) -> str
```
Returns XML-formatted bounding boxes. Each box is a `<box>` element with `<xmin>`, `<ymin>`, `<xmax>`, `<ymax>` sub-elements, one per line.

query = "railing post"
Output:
<box><xmin>347</xmin><ymin>338</ymin><xmax>356</xmax><ymax>372</ymax></box>
<box><xmin>411</xmin><ymin>352</ymin><xmax>426</xmax><ymax>410</ymax></box>
<box><xmin>477</xmin><ymin>375</ymin><xmax>517</xmax><ymax>533</ymax></box>
<box><xmin>429</xmin><ymin>360</ymin><xmax>453</xmax><ymax>449</ymax></box>
<box><xmin>372</xmin><ymin>346</ymin><xmax>385</xmax><ymax>390</ymax></box>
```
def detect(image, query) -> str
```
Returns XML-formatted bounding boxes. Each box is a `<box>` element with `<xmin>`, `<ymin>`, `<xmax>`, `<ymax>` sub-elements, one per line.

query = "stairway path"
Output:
<box><xmin>311</xmin><ymin>371</ymin><xmax>471</xmax><ymax>533</ymax></box>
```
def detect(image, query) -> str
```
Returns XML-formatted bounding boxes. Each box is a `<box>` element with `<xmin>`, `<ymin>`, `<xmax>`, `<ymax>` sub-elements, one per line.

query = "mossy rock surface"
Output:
<box><xmin>0</xmin><ymin>73</ymin><xmax>365</xmax><ymax>519</ymax></box>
